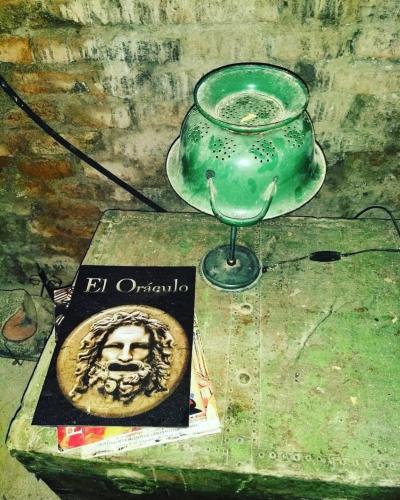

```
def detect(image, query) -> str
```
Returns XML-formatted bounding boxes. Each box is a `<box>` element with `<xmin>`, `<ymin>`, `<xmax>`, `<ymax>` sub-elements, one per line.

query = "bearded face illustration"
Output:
<box><xmin>68</xmin><ymin>311</ymin><xmax>175</xmax><ymax>404</ymax></box>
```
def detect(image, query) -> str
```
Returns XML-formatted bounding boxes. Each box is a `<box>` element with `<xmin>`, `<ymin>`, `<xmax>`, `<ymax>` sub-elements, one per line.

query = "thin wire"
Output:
<box><xmin>353</xmin><ymin>205</ymin><xmax>400</xmax><ymax>239</ymax></box>
<box><xmin>262</xmin><ymin>255</ymin><xmax>309</xmax><ymax>272</ymax></box>
<box><xmin>0</xmin><ymin>75</ymin><xmax>166</xmax><ymax>213</ymax></box>
<box><xmin>263</xmin><ymin>247</ymin><xmax>400</xmax><ymax>273</ymax></box>
<box><xmin>342</xmin><ymin>248</ymin><xmax>400</xmax><ymax>257</ymax></box>
<box><xmin>262</xmin><ymin>204</ymin><xmax>400</xmax><ymax>272</ymax></box>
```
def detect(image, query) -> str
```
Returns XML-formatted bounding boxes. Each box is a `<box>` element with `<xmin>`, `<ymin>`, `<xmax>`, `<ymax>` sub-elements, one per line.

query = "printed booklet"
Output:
<box><xmin>33</xmin><ymin>265</ymin><xmax>196</xmax><ymax>427</ymax></box>
<box><xmin>57</xmin><ymin>319</ymin><xmax>221</xmax><ymax>458</ymax></box>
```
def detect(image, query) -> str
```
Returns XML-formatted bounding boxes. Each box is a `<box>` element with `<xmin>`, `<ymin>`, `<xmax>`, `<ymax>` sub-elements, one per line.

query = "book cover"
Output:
<box><xmin>57</xmin><ymin>318</ymin><xmax>221</xmax><ymax>456</ymax></box>
<box><xmin>33</xmin><ymin>265</ymin><xmax>196</xmax><ymax>427</ymax></box>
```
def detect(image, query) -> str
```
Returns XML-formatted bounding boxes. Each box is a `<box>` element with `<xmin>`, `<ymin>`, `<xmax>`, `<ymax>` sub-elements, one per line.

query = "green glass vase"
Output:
<box><xmin>167</xmin><ymin>63</ymin><xmax>326</xmax><ymax>291</ymax></box>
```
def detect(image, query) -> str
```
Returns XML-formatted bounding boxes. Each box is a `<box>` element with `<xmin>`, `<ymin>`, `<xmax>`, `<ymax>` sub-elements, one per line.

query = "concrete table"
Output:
<box><xmin>8</xmin><ymin>211</ymin><xmax>400</xmax><ymax>499</ymax></box>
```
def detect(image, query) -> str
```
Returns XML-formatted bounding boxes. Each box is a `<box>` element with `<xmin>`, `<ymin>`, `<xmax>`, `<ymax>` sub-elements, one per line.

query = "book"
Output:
<box><xmin>33</xmin><ymin>265</ymin><xmax>196</xmax><ymax>427</ymax></box>
<box><xmin>57</xmin><ymin>319</ymin><xmax>221</xmax><ymax>458</ymax></box>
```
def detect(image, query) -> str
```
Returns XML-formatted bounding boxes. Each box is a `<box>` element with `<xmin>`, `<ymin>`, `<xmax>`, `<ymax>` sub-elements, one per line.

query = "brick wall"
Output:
<box><xmin>0</xmin><ymin>0</ymin><xmax>399</xmax><ymax>287</ymax></box>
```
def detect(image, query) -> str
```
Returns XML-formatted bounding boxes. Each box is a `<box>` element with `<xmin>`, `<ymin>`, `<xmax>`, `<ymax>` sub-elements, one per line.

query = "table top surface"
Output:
<box><xmin>8</xmin><ymin>211</ymin><xmax>400</xmax><ymax>493</ymax></box>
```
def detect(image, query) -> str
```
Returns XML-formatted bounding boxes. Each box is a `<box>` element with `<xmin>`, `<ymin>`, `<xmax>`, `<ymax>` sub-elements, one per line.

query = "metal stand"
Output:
<box><xmin>200</xmin><ymin>225</ymin><xmax>262</xmax><ymax>292</ymax></box>
<box><xmin>227</xmin><ymin>226</ymin><xmax>237</xmax><ymax>266</ymax></box>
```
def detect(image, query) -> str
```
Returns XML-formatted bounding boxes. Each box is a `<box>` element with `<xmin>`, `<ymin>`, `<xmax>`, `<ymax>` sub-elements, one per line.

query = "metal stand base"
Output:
<box><xmin>200</xmin><ymin>244</ymin><xmax>262</xmax><ymax>292</ymax></box>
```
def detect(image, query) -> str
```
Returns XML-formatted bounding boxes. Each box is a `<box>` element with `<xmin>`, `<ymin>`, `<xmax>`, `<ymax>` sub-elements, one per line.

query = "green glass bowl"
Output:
<box><xmin>167</xmin><ymin>63</ymin><xmax>326</xmax><ymax>227</ymax></box>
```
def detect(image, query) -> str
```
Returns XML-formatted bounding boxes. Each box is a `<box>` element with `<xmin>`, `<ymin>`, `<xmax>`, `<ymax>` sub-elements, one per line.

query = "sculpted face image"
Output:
<box><xmin>100</xmin><ymin>324</ymin><xmax>152</xmax><ymax>395</ymax></box>
<box><xmin>57</xmin><ymin>306</ymin><xmax>190</xmax><ymax>418</ymax></box>
<box><xmin>70</xmin><ymin>311</ymin><xmax>174</xmax><ymax>404</ymax></box>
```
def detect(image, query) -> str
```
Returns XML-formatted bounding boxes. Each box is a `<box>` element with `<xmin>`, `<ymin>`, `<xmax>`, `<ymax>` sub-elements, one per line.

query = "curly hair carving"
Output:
<box><xmin>69</xmin><ymin>310</ymin><xmax>174</xmax><ymax>400</ymax></box>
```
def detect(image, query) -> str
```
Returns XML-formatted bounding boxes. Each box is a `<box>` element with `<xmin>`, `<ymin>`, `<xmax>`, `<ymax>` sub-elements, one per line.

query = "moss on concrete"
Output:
<box><xmin>7</xmin><ymin>212</ymin><xmax>400</xmax><ymax>498</ymax></box>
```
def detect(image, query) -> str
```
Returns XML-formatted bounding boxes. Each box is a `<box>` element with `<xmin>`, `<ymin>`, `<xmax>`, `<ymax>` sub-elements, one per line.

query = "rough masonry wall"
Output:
<box><xmin>0</xmin><ymin>0</ymin><xmax>399</xmax><ymax>287</ymax></box>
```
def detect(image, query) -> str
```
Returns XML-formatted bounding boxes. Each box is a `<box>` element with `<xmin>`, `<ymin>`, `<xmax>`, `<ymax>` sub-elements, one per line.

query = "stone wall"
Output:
<box><xmin>0</xmin><ymin>0</ymin><xmax>399</xmax><ymax>287</ymax></box>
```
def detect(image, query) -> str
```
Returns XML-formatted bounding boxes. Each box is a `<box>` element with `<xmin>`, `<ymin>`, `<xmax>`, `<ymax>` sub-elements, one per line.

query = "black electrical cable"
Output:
<box><xmin>353</xmin><ymin>204</ymin><xmax>400</xmax><ymax>239</ymax></box>
<box><xmin>262</xmin><ymin>205</ymin><xmax>400</xmax><ymax>272</ymax></box>
<box><xmin>263</xmin><ymin>248</ymin><xmax>400</xmax><ymax>272</ymax></box>
<box><xmin>271</xmin><ymin>255</ymin><xmax>310</xmax><ymax>266</ymax></box>
<box><xmin>342</xmin><ymin>248</ymin><xmax>400</xmax><ymax>257</ymax></box>
<box><xmin>0</xmin><ymin>75</ymin><xmax>166</xmax><ymax>213</ymax></box>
